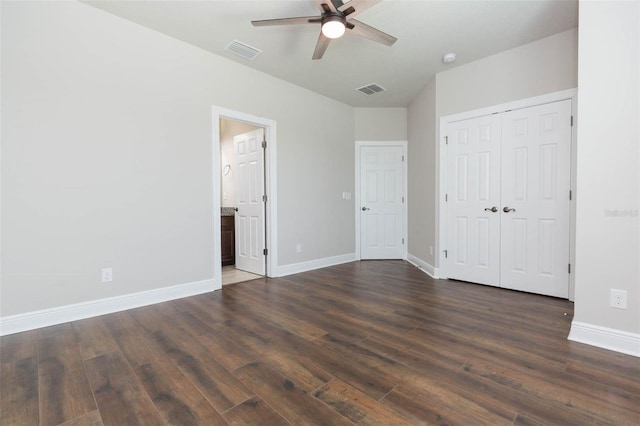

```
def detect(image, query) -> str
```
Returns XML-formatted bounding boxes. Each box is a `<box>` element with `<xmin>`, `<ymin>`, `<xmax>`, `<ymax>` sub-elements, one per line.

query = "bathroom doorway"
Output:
<box><xmin>220</xmin><ymin>121</ymin><xmax>264</xmax><ymax>284</ymax></box>
<box><xmin>212</xmin><ymin>107</ymin><xmax>277</xmax><ymax>288</ymax></box>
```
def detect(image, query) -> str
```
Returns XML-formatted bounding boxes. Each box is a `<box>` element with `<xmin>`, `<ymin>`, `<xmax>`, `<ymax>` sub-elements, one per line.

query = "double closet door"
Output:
<box><xmin>446</xmin><ymin>100</ymin><xmax>572</xmax><ymax>298</ymax></box>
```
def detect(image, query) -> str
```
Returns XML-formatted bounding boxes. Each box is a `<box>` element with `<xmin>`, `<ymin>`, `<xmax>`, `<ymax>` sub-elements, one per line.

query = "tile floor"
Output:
<box><xmin>222</xmin><ymin>265</ymin><xmax>263</xmax><ymax>285</ymax></box>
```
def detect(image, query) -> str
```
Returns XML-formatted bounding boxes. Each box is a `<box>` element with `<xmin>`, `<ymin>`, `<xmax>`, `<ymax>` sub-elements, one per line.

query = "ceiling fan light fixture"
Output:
<box><xmin>321</xmin><ymin>15</ymin><xmax>346</xmax><ymax>39</ymax></box>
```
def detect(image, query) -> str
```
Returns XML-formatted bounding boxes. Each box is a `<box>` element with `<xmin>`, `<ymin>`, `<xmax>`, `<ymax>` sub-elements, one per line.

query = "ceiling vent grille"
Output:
<box><xmin>356</xmin><ymin>83</ymin><xmax>386</xmax><ymax>96</ymax></box>
<box><xmin>225</xmin><ymin>40</ymin><xmax>262</xmax><ymax>60</ymax></box>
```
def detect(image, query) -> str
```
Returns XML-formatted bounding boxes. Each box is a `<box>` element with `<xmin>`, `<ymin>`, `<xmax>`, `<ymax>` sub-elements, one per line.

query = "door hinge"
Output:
<box><xmin>568</xmin><ymin>263</ymin><xmax>571</xmax><ymax>274</ymax></box>
<box><xmin>402</xmin><ymin>196</ymin><xmax>405</xmax><ymax>203</ymax></box>
<box><xmin>402</xmin><ymin>155</ymin><xmax>405</xmax><ymax>162</ymax></box>
<box><xmin>444</xmin><ymin>250</ymin><xmax>448</xmax><ymax>258</ymax></box>
<box><xmin>402</xmin><ymin>238</ymin><xmax>405</xmax><ymax>245</ymax></box>
<box><xmin>445</xmin><ymin>194</ymin><xmax>448</xmax><ymax>202</ymax></box>
<box><xmin>570</xmin><ymin>116</ymin><xmax>574</xmax><ymax>127</ymax></box>
<box><xmin>262</xmin><ymin>140</ymin><xmax>267</xmax><ymax>149</ymax></box>
<box><xmin>262</xmin><ymin>194</ymin><xmax>267</xmax><ymax>203</ymax></box>
<box><xmin>445</xmin><ymin>136</ymin><xmax>449</xmax><ymax>145</ymax></box>
<box><xmin>569</xmin><ymin>190</ymin><xmax>572</xmax><ymax>201</ymax></box>
<box><xmin>263</xmin><ymin>248</ymin><xmax>268</xmax><ymax>256</ymax></box>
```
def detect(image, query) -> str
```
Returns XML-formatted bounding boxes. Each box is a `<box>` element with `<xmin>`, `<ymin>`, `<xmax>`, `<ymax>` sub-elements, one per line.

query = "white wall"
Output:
<box><xmin>407</xmin><ymin>29</ymin><xmax>578</xmax><ymax>271</ymax></box>
<box><xmin>354</xmin><ymin>108</ymin><xmax>407</xmax><ymax>141</ymax></box>
<box><xmin>572</xmin><ymin>1</ymin><xmax>639</xmax><ymax>338</ymax></box>
<box><xmin>407</xmin><ymin>79</ymin><xmax>437</xmax><ymax>270</ymax></box>
<box><xmin>1</xmin><ymin>1</ymin><xmax>355</xmax><ymax>319</ymax></box>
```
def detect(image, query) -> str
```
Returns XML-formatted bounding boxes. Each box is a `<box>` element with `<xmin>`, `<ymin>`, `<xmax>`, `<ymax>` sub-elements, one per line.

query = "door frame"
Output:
<box><xmin>438</xmin><ymin>88</ymin><xmax>577</xmax><ymax>299</ymax></box>
<box><xmin>355</xmin><ymin>140</ymin><xmax>408</xmax><ymax>260</ymax></box>
<box><xmin>212</xmin><ymin>107</ymin><xmax>277</xmax><ymax>289</ymax></box>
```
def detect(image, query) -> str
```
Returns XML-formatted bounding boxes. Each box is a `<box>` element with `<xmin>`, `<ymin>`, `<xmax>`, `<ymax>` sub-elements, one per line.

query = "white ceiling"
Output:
<box><xmin>84</xmin><ymin>0</ymin><xmax>578</xmax><ymax>107</ymax></box>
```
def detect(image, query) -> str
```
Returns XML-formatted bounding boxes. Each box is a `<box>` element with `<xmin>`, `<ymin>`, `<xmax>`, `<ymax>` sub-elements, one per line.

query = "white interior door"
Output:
<box><xmin>234</xmin><ymin>128</ymin><xmax>265</xmax><ymax>275</ymax></box>
<box><xmin>360</xmin><ymin>145</ymin><xmax>404</xmax><ymax>259</ymax></box>
<box><xmin>445</xmin><ymin>100</ymin><xmax>572</xmax><ymax>298</ymax></box>
<box><xmin>500</xmin><ymin>100</ymin><xmax>571</xmax><ymax>297</ymax></box>
<box><xmin>446</xmin><ymin>115</ymin><xmax>502</xmax><ymax>286</ymax></box>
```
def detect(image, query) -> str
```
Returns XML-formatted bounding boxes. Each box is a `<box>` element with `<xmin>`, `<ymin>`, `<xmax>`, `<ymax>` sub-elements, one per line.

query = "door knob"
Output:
<box><xmin>503</xmin><ymin>207</ymin><xmax>516</xmax><ymax>213</ymax></box>
<box><xmin>361</xmin><ymin>207</ymin><xmax>370</xmax><ymax>211</ymax></box>
<box><xmin>484</xmin><ymin>206</ymin><xmax>498</xmax><ymax>212</ymax></box>
<box><xmin>234</xmin><ymin>207</ymin><xmax>239</xmax><ymax>212</ymax></box>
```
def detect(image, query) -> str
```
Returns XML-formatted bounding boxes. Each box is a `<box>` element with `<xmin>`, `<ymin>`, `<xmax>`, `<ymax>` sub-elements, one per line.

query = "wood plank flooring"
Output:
<box><xmin>1</xmin><ymin>260</ymin><xmax>639</xmax><ymax>425</ymax></box>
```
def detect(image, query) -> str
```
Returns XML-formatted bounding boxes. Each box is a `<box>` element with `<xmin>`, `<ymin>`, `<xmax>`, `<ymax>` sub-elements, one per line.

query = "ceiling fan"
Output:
<box><xmin>251</xmin><ymin>0</ymin><xmax>397</xmax><ymax>60</ymax></box>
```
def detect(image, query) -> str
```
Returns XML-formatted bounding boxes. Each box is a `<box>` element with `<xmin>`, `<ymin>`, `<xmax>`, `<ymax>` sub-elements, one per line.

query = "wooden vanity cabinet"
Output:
<box><xmin>221</xmin><ymin>215</ymin><xmax>235</xmax><ymax>266</ymax></box>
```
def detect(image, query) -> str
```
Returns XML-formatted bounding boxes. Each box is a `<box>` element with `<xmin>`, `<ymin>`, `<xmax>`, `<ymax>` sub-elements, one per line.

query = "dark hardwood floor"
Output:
<box><xmin>1</xmin><ymin>260</ymin><xmax>639</xmax><ymax>425</ymax></box>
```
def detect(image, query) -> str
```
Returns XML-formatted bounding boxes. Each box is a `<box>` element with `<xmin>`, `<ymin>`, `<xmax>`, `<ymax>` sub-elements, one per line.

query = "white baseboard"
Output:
<box><xmin>407</xmin><ymin>253</ymin><xmax>439</xmax><ymax>278</ymax></box>
<box><xmin>0</xmin><ymin>278</ymin><xmax>218</xmax><ymax>337</ymax></box>
<box><xmin>568</xmin><ymin>321</ymin><xmax>640</xmax><ymax>358</ymax></box>
<box><xmin>276</xmin><ymin>253</ymin><xmax>356</xmax><ymax>277</ymax></box>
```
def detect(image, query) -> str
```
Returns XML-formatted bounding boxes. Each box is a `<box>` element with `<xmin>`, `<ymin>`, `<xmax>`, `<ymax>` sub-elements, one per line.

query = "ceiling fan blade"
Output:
<box><xmin>339</xmin><ymin>0</ymin><xmax>382</xmax><ymax>18</ymax></box>
<box><xmin>312</xmin><ymin>33</ymin><xmax>331</xmax><ymax>60</ymax></box>
<box><xmin>314</xmin><ymin>0</ymin><xmax>336</xmax><ymax>13</ymax></box>
<box><xmin>252</xmin><ymin>16</ymin><xmax>320</xmax><ymax>27</ymax></box>
<box><xmin>348</xmin><ymin>18</ymin><xmax>397</xmax><ymax>46</ymax></box>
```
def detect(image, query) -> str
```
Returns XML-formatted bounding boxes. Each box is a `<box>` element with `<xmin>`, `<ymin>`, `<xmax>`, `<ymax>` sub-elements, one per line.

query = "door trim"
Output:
<box><xmin>212</xmin><ymin>107</ymin><xmax>277</xmax><ymax>289</ymax></box>
<box><xmin>355</xmin><ymin>140</ymin><xmax>408</xmax><ymax>260</ymax></box>
<box><xmin>438</xmin><ymin>88</ymin><xmax>577</xmax><ymax>299</ymax></box>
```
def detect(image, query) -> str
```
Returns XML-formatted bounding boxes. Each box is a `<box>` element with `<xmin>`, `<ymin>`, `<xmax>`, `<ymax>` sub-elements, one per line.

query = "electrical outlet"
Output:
<box><xmin>296</xmin><ymin>243</ymin><xmax>302</xmax><ymax>253</ymax></box>
<box><xmin>610</xmin><ymin>289</ymin><xmax>627</xmax><ymax>309</ymax></box>
<box><xmin>101</xmin><ymin>268</ymin><xmax>113</xmax><ymax>283</ymax></box>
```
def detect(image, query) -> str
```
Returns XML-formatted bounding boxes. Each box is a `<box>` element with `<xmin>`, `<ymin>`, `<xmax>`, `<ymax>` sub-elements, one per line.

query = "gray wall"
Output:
<box><xmin>355</xmin><ymin>108</ymin><xmax>407</xmax><ymax>141</ymax></box>
<box><xmin>407</xmin><ymin>79</ymin><xmax>436</xmax><ymax>266</ymax></box>
<box><xmin>435</xmin><ymin>29</ymin><xmax>578</xmax><ymax>119</ymax></box>
<box><xmin>574</xmin><ymin>0</ymin><xmax>639</xmax><ymax>335</ymax></box>
<box><xmin>1</xmin><ymin>1</ymin><xmax>355</xmax><ymax>316</ymax></box>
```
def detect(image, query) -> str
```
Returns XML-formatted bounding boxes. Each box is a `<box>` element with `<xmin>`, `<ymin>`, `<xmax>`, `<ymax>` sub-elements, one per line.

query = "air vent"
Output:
<box><xmin>225</xmin><ymin>40</ymin><xmax>262</xmax><ymax>60</ymax></box>
<box><xmin>356</xmin><ymin>83</ymin><xmax>386</xmax><ymax>96</ymax></box>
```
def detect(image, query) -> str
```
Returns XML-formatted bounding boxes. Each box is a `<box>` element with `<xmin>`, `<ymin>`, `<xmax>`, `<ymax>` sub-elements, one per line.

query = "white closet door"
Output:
<box><xmin>500</xmin><ymin>100</ymin><xmax>572</xmax><ymax>297</ymax></box>
<box><xmin>446</xmin><ymin>115</ymin><xmax>502</xmax><ymax>286</ymax></box>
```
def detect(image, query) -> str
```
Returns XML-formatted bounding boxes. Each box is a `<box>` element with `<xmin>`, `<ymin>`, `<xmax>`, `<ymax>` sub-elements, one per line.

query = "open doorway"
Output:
<box><xmin>212</xmin><ymin>107</ymin><xmax>277</xmax><ymax>288</ymax></box>
<box><xmin>220</xmin><ymin>120</ymin><xmax>264</xmax><ymax>285</ymax></box>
